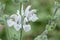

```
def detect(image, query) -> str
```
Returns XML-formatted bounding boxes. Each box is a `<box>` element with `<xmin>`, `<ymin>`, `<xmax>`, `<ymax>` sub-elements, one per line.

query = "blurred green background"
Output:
<box><xmin>0</xmin><ymin>0</ymin><xmax>60</xmax><ymax>40</ymax></box>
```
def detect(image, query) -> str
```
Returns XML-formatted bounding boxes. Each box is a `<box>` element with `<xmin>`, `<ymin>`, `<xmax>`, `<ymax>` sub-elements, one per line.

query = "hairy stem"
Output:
<box><xmin>49</xmin><ymin>6</ymin><xmax>58</xmax><ymax>25</ymax></box>
<box><xmin>20</xmin><ymin>2</ymin><xmax>23</xmax><ymax>40</ymax></box>
<box><xmin>20</xmin><ymin>26</ymin><xmax>23</xmax><ymax>40</ymax></box>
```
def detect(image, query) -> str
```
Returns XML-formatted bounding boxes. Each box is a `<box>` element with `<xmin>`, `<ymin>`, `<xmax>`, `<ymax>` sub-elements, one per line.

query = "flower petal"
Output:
<box><xmin>28</xmin><ymin>9</ymin><xmax>37</xmax><ymax>17</ymax></box>
<box><xmin>14</xmin><ymin>23</ymin><xmax>21</xmax><ymax>31</ymax></box>
<box><xmin>7</xmin><ymin>19</ymin><xmax>14</xmax><ymax>27</ymax></box>
<box><xmin>17</xmin><ymin>10</ymin><xmax>20</xmax><ymax>15</ymax></box>
<box><xmin>24</xmin><ymin>17</ymin><xmax>28</xmax><ymax>23</ymax></box>
<box><xmin>16</xmin><ymin>10</ymin><xmax>21</xmax><ymax>23</ymax></box>
<box><xmin>30</xmin><ymin>9</ymin><xmax>37</xmax><ymax>14</ymax></box>
<box><xmin>17</xmin><ymin>10</ymin><xmax>21</xmax><ymax>17</ymax></box>
<box><xmin>23</xmin><ymin>24</ymin><xmax>31</xmax><ymax>32</ymax></box>
<box><xmin>25</xmin><ymin>5</ymin><xmax>31</xmax><ymax>13</ymax></box>
<box><xmin>25</xmin><ymin>5</ymin><xmax>31</xmax><ymax>16</ymax></box>
<box><xmin>29</xmin><ymin>14</ymin><xmax>38</xmax><ymax>22</ymax></box>
<box><xmin>10</xmin><ymin>14</ymin><xmax>17</xmax><ymax>18</ymax></box>
<box><xmin>17</xmin><ymin>15</ymin><xmax>21</xmax><ymax>23</ymax></box>
<box><xmin>10</xmin><ymin>13</ymin><xmax>21</xmax><ymax>23</ymax></box>
<box><xmin>10</xmin><ymin>14</ymin><xmax>18</xmax><ymax>20</ymax></box>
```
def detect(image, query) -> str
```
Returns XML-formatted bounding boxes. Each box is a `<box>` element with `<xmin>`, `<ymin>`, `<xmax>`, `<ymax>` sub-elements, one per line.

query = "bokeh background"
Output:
<box><xmin>0</xmin><ymin>0</ymin><xmax>60</xmax><ymax>40</ymax></box>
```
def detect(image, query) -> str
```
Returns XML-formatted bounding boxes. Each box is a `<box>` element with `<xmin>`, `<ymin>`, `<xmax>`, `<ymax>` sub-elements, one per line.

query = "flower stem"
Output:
<box><xmin>20</xmin><ymin>2</ymin><xmax>23</xmax><ymax>40</ymax></box>
<box><xmin>20</xmin><ymin>26</ymin><xmax>23</xmax><ymax>40</ymax></box>
<box><xmin>20</xmin><ymin>13</ymin><xmax>24</xmax><ymax>40</ymax></box>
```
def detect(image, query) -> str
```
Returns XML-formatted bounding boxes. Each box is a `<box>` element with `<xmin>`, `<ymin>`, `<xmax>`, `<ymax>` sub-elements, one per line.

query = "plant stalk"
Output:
<box><xmin>20</xmin><ymin>1</ymin><xmax>23</xmax><ymax>40</ymax></box>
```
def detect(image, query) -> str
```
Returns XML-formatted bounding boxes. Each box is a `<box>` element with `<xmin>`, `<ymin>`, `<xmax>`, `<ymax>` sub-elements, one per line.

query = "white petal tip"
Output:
<box><xmin>23</xmin><ymin>24</ymin><xmax>31</xmax><ymax>32</ymax></box>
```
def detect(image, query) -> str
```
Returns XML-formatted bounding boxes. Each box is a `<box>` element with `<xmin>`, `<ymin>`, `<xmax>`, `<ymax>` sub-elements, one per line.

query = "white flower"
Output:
<box><xmin>29</xmin><ymin>14</ymin><xmax>38</xmax><ymax>22</ymax></box>
<box><xmin>7</xmin><ymin>10</ymin><xmax>21</xmax><ymax>31</ymax></box>
<box><xmin>10</xmin><ymin>10</ymin><xmax>21</xmax><ymax>23</ymax></box>
<box><xmin>10</xmin><ymin>14</ymin><xmax>18</xmax><ymax>22</ymax></box>
<box><xmin>7</xmin><ymin>19</ymin><xmax>14</xmax><ymax>27</ymax></box>
<box><xmin>24</xmin><ymin>5</ymin><xmax>31</xmax><ymax>17</ymax></box>
<box><xmin>23</xmin><ymin>24</ymin><xmax>31</xmax><ymax>32</ymax></box>
<box><xmin>14</xmin><ymin>23</ymin><xmax>21</xmax><ymax>31</ymax></box>
<box><xmin>24</xmin><ymin>5</ymin><xmax>38</xmax><ymax>22</ymax></box>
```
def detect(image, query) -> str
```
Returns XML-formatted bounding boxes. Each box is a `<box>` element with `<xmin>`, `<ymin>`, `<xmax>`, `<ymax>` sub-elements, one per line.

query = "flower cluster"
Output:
<box><xmin>7</xmin><ymin>4</ymin><xmax>38</xmax><ymax>32</ymax></box>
